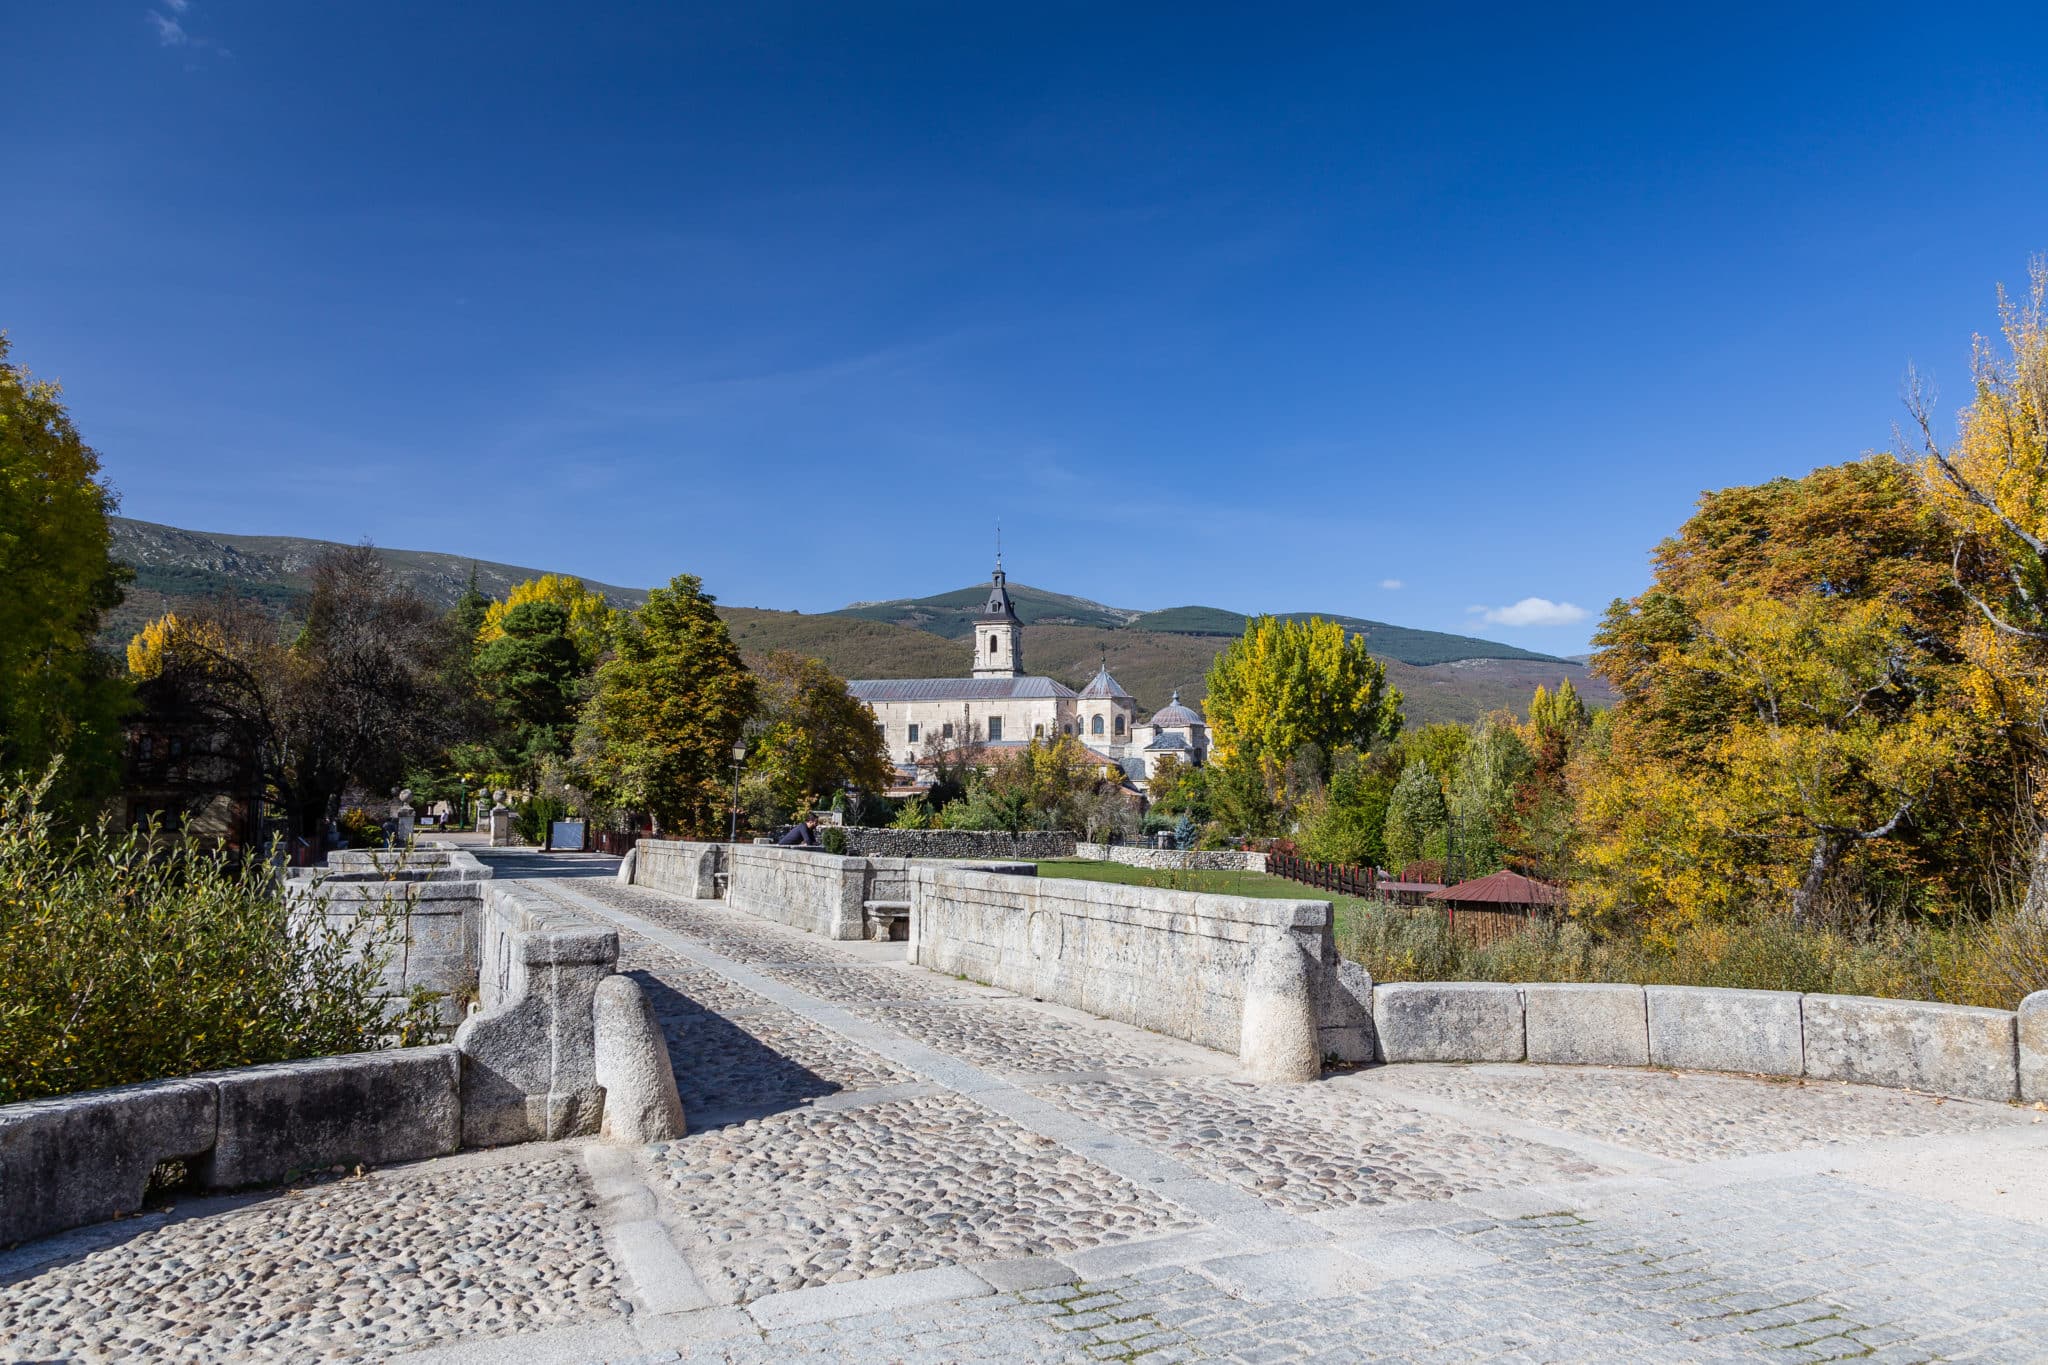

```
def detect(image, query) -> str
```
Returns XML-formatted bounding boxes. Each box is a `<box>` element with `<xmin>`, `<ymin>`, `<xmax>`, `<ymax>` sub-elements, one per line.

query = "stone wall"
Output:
<box><xmin>287</xmin><ymin>848</ymin><xmax>495</xmax><ymax>1028</ymax></box>
<box><xmin>0</xmin><ymin>876</ymin><xmax>670</xmax><ymax>1249</ymax></box>
<box><xmin>454</xmin><ymin>882</ymin><xmax>619</xmax><ymax>1146</ymax></box>
<box><xmin>1073</xmin><ymin>843</ymin><xmax>1269</xmax><ymax>873</ymax></box>
<box><xmin>632</xmin><ymin>839</ymin><xmax>725</xmax><ymax>899</ymax></box>
<box><xmin>0</xmin><ymin>1048</ymin><xmax>463</xmax><ymax>1248</ymax></box>
<box><xmin>839</xmin><ymin>827</ymin><xmax>1078</xmax><ymax>861</ymax></box>
<box><xmin>907</xmin><ymin>865</ymin><xmax>1372</xmax><ymax>1071</ymax></box>
<box><xmin>726</xmin><ymin>845</ymin><xmax>869</xmax><ymax>938</ymax></box>
<box><xmin>1371</xmin><ymin>980</ymin><xmax>2048</xmax><ymax>1104</ymax></box>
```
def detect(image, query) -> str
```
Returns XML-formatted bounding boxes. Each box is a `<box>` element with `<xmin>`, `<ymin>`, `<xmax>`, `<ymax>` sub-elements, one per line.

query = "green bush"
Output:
<box><xmin>821</xmin><ymin>826</ymin><xmax>848</xmax><ymax>855</ymax></box>
<box><xmin>1334</xmin><ymin>899</ymin><xmax>2048</xmax><ymax>1009</ymax></box>
<box><xmin>0</xmin><ymin>768</ymin><xmax>438</xmax><ymax>1105</ymax></box>
<box><xmin>513</xmin><ymin>793</ymin><xmax>569</xmax><ymax>845</ymax></box>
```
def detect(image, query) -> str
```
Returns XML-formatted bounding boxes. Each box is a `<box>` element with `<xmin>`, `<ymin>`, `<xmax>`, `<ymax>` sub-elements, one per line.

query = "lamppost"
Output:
<box><xmin>729</xmin><ymin>740</ymin><xmax>748</xmax><ymax>847</ymax></box>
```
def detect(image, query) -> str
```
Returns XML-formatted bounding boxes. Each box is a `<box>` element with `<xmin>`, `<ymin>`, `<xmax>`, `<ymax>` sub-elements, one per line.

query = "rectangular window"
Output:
<box><xmin>1034</xmin><ymin>724</ymin><xmax>1044</xmax><ymax>738</ymax></box>
<box><xmin>907</xmin><ymin>724</ymin><xmax>920</xmax><ymax>744</ymax></box>
<box><xmin>942</xmin><ymin>723</ymin><xmax>954</xmax><ymax>739</ymax></box>
<box><xmin>988</xmin><ymin>717</ymin><xmax>1004</xmax><ymax>742</ymax></box>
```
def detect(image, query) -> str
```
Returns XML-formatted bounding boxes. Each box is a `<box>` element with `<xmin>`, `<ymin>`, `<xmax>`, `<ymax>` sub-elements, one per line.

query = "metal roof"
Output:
<box><xmin>1147</xmin><ymin>688</ymin><xmax>1203</xmax><ymax>729</ymax></box>
<box><xmin>1078</xmin><ymin>662</ymin><xmax>1132</xmax><ymax>700</ymax></box>
<box><xmin>848</xmin><ymin>677</ymin><xmax>1077</xmax><ymax>703</ymax></box>
<box><xmin>1142</xmin><ymin>731</ymin><xmax>1193</xmax><ymax>751</ymax></box>
<box><xmin>1425</xmin><ymin>870</ymin><xmax>1564</xmax><ymax>907</ymax></box>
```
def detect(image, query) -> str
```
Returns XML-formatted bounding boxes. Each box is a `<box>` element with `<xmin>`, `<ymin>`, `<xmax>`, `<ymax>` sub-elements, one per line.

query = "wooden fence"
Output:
<box><xmin>1266</xmin><ymin>851</ymin><xmax>1378</xmax><ymax>898</ymax></box>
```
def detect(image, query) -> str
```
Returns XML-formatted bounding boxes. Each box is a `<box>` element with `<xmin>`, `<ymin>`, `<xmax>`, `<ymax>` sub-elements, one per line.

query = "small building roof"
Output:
<box><xmin>1147</xmin><ymin>688</ymin><xmax>1203</xmax><ymax>729</ymax></box>
<box><xmin>1425</xmin><ymin>870</ymin><xmax>1564</xmax><ymax>908</ymax></box>
<box><xmin>848</xmin><ymin>676</ymin><xmax>1077</xmax><ymax>703</ymax></box>
<box><xmin>1143</xmin><ymin>731</ymin><xmax>1193</xmax><ymax>752</ymax></box>
<box><xmin>1078</xmin><ymin>661</ymin><xmax>1132</xmax><ymax>700</ymax></box>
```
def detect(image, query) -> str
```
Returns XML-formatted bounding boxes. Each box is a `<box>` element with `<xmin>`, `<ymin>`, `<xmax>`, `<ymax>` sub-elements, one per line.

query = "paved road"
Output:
<box><xmin>4</xmin><ymin>851</ymin><xmax>2045</xmax><ymax>1363</ymax></box>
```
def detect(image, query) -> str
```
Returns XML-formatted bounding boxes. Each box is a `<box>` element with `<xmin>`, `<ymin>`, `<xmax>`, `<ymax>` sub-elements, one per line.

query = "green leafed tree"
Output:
<box><xmin>1382</xmin><ymin>757</ymin><xmax>1449</xmax><ymax>873</ymax></box>
<box><xmin>474</xmin><ymin>599</ymin><xmax>586</xmax><ymax>777</ymax></box>
<box><xmin>1446</xmin><ymin>714</ymin><xmax>1534</xmax><ymax>880</ymax></box>
<box><xmin>0</xmin><ymin>335</ymin><xmax>130</xmax><ymax>805</ymax></box>
<box><xmin>576</xmin><ymin>574</ymin><xmax>756</xmax><ymax>834</ymax></box>
<box><xmin>749</xmin><ymin>650</ymin><xmax>893</xmax><ymax>822</ymax></box>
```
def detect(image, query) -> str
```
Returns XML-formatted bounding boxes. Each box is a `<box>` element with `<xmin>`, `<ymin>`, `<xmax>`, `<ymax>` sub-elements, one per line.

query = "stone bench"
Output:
<box><xmin>863</xmin><ymin>899</ymin><xmax>911</xmax><ymax>941</ymax></box>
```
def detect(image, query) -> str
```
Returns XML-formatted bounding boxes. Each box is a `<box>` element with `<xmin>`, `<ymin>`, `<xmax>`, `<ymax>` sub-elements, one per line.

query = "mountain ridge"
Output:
<box><xmin>102</xmin><ymin>517</ymin><xmax>1610</xmax><ymax>724</ymax></box>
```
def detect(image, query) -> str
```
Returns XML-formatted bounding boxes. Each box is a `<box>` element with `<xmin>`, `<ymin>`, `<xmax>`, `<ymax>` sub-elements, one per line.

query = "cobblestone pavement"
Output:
<box><xmin>0</xmin><ymin>1151</ymin><xmax>625</xmax><ymax>1363</ymax></box>
<box><xmin>1358</xmin><ymin>1060</ymin><xmax>2030</xmax><ymax>1163</ymax></box>
<box><xmin>6</xmin><ymin>850</ymin><xmax>2045</xmax><ymax>1364</ymax></box>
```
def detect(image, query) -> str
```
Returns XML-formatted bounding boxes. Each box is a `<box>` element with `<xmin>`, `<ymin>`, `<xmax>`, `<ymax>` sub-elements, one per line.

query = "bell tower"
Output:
<box><xmin>972</xmin><ymin>554</ymin><xmax>1023</xmax><ymax>679</ymax></box>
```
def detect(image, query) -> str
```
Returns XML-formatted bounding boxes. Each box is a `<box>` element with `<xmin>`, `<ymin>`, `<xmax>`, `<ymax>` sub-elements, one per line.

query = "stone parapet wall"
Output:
<box><xmin>839</xmin><ymin>827</ymin><xmax>1078</xmax><ymax>861</ymax></box>
<box><xmin>907</xmin><ymin>865</ymin><xmax>1372</xmax><ymax>1070</ymax></box>
<box><xmin>631</xmin><ymin>839</ymin><xmax>726</xmax><ymax>899</ymax></box>
<box><xmin>287</xmin><ymin>877</ymin><xmax>486</xmax><ymax>1029</ymax></box>
<box><xmin>726</xmin><ymin>845</ymin><xmax>868</xmax><ymax>939</ymax></box>
<box><xmin>0</xmin><ymin>877</ymin><xmax>668</xmax><ymax>1250</ymax></box>
<box><xmin>455</xmin><ymin>882</ymin><xmax>619</xmax><ymax>1146</ymax></box>
<box><xmin>1372</xmin><ymin>980</ymin><xmax>2048</xmax><ymax>1104</ymax></box>
<box><xmin>0</xmin><ymin>1047</ymin><xmax>463</xmax><ymax>1249</ymax></box>
<box><xmin>1073</xmin><ymin>843</ymin><xmax>1269</xmax><ymax>873</ymax></box>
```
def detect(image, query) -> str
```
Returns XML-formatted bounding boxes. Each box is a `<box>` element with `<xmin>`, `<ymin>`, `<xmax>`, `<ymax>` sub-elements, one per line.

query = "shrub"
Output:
<box><xmin>821</xmin><ymin>826</ymin><xmax>848</xmax><ymax>855</ymax></box>
<box><xmin>1334</xmin><ymin>898</ymin><xmax>2048</xmax><ymax>1009</ymax></box>
<box><xmin>337</xmin><ymin>805</ymin><xmax>386</xmax><ymax>848</ymax></box>
<box><xmin>0</xmin><ymin>768</ymin><xmax>438</xmax><ymax>1104</ymax></box>
<box><xmin>514</xmin><ymin>793</ymin><xmax>569</xmax><ymax>845</ymax></box>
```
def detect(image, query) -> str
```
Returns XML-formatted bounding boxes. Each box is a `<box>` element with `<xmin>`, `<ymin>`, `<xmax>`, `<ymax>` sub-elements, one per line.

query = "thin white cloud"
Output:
<box><xmin>163</xmin><ymin>0</ymin><xmax>190</xmax><ymax>11</ymax></box>
<box><xmin>148</xmin><ymin>11</ymin><xmax>187</xmax><ymax>44</ymax></box>
<box><xmin>1473</xmin><ymin>597</ymin><xmax>1588</xmax><ymax>627</ymax></box>
<box><xmin>1379</xmin><ymin>578</ymin><xmax>1403</xmax><ymax>590</ymax></box>
<box><xmin>147</xmin><ymin>5</ymin><xmax>229</xmax><ymax>57</ymax></box>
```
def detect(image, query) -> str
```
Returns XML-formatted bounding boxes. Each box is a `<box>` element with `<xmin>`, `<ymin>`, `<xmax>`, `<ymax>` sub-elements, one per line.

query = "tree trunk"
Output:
<box><xmin>1791</xmin><ymin>832</ymin><xmax>1844</xmax><ymax>925</ymax></box>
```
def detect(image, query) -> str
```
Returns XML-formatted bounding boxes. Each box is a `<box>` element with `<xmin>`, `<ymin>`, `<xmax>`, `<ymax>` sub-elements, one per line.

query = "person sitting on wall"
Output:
<box><xmin>776</xmin><ymin>814</ymin><xmax>821</xmax><ymax>847</ymax></box>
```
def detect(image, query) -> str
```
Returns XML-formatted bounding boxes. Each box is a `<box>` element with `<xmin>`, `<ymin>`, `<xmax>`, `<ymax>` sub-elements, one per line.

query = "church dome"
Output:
<box><xmin>1148</xmin><ymin>688</ymin><xmax>1202</xmax><ymax>729</ymax></box>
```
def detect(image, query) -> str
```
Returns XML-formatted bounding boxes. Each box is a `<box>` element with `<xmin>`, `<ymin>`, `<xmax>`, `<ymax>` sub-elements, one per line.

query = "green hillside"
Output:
<box><xmin>852</xmin><ymin>589</ymin><xmax>1565</xmax><ymax>667</ymax></box>
<box><xmin>101</xmin><ymin>517</ymin><xmax>1608</xmax><ymax>724</ymax></box>
<box><xmin>106</xmin><ymin>517</ymin><xmax>649</xmax><ymax>643</ymax></box>
<box><xmin>838</xmin><ymin>582</ymin><xmax>1138</xmax><ymax>636</ymax></box>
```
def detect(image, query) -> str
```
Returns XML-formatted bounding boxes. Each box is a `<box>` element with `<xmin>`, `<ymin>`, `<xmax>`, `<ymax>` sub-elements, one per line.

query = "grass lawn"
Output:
<box><xmin>1033</xmin><ymin>858</ymin><xmax>1379</xmax><ymax>932</ymax></box>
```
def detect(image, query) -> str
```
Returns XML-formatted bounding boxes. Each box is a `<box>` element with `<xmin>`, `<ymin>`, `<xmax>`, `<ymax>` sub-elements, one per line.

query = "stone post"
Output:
<box><xmin>1239</xmin><ymin>937</ymin><xmax>1321</xmax><ymax>1082</ymax></box>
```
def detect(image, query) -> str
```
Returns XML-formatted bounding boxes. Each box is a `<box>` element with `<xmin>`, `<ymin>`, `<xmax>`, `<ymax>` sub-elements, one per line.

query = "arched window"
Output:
<box><xmin>1091</xmin><ymin>715</ymin><xmax>1104</xmax><ymax>736</ymax></box>
<box><xmin>1114</xmin><ymin>714</ymin><xmax>1126</xmax><ymax>735</ymax></box>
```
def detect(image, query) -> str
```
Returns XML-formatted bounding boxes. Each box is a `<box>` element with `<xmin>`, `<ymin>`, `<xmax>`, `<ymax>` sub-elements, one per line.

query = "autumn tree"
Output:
<box><xmin>576</xmin><ymin>574</ymin><xmax>756</xmax><ymax>834</ymax></box>
<box><xmin>1203</xmin><ymin>615</ymin><xmax>1402</xmax><ymax>794</ymax></box>
<box><xmin>1913</xmin><ymin>257</ymin><xmax>2048</xmax><ymax>915</ymax></box>
<box><xmin>477</xmin><ymin>574</ymin><xmax>619</xmax><ymax>669</ymax></box>
<box><xmin>0</xmin><ymin>335</ymin><xmax>130</xmax><ymax>807</ymax></box>
<box><xmin>1579</xmin><ymin>457</ymin><xmax>2004</xmax><ymax>930</ymax></box>
<box><xmin>748</xmin><ymin>650</ymin><xmax>892</xmax><ymax>820</ymax></box>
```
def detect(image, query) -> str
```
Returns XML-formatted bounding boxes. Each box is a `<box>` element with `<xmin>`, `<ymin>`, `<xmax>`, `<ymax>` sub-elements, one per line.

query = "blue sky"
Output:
<box><xmin>5</xmin><ymin>3</ymin><xmax>2046</xmax><ymax>653</ymax></box>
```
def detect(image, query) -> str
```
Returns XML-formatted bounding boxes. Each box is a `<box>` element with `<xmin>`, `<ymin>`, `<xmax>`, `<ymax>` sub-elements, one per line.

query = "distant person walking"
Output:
<box><xmin>776</xmin><ymin>815</ymin><xmax>821</xmax><ymax>847</ymax></box>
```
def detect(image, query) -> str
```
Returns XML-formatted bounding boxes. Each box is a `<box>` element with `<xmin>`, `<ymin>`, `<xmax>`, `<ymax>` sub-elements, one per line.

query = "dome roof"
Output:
<box><xmin>1147</xmin><ymin>688</ymin><xmax>1203</xmax><ymax>729</ymax></box>
<box><xmin>1078</xmin><ymin>661</ymin><xmax>1132</xmax><ymax>700</ymax></box>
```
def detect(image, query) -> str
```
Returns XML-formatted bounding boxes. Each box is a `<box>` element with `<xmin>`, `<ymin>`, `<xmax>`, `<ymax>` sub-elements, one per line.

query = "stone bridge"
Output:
<box><xmin>3</xmin><ymin>840</ymin><xmax>2046</xmax><ymax>1362</ymax></box>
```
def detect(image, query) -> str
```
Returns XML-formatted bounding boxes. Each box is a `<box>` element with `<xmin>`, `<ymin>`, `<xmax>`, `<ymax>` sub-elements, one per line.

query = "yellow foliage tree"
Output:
<box><xmin>476</xmin><ymin>574</ymin><xmax>619</xmax><ymax>668</ymax></box>
<box><xmin>1914</xmin><ymin>256</ymin><xmax>2048</xmax><ymax>913</ymax></box>
<box><xmin>1202</xmin><ymin>615</ymin><xmax>1402</xmax><ymax>791</ymax></box>
<box><xmin>126</xmin><ymin>612</ymin><xmax>228</xmax><ymax>680</ymax></box>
